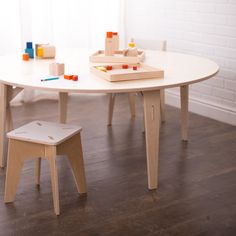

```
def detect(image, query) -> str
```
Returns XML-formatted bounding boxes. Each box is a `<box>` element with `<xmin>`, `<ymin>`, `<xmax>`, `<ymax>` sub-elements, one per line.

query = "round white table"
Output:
<box><xmin>0</xmin><ymin>48</ymin><xmax>219</xmax><ymax>189</ymax></box>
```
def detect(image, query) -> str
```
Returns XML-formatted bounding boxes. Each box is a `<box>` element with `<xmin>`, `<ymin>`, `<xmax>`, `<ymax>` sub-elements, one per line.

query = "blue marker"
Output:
<box><xmin>41</xmin><ymin>77</ymin><xmax>59</xmax><ymax>82</ymax></box>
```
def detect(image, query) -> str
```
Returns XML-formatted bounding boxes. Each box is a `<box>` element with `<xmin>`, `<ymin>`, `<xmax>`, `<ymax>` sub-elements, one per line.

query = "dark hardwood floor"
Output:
<box><xmin>0</xmin><ymin>93</ymin><xmax>235</xmax><ymax>236</ymax></box>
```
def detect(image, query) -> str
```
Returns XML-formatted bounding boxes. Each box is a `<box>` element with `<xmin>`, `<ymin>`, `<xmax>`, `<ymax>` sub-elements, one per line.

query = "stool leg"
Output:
<box><xmin>67</xmin><ymin>134</ymin><xmax>87</xmax><ymax>194</ymax></box>
<box><xmin>4</xmin><ymin>139</ymin><xmax>24</xmax><ymax>203</ymax></box>
<box><xmin>58</xmin><ymin>133</ymin><xmax>87</xmax><ymax>194</ymax></box>
<box><xmin>35</xmin><ymin>157</ymin><xmax>41</xmax><ymax>186</ymax></box>
<box><xmin>45</xmin><ymin>146</ymin><xmax>60</xmax><ymax>215</ymax></box>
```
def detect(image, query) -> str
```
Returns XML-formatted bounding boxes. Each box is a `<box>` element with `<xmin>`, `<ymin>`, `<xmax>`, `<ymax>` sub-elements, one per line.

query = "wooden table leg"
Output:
<box><xmin>107</xmin><ymin>93</ymin><xmax>116</xmax><ymax>126</ymax></box>
<box><xmin>58</xmin><ymin>92</ymin><xmax>68</xmax><ymax>124</ymax></box>
<box><xmin>0</xmin><ymin>84</ymin><xmax>10</xmax><ymax>167</ymax></box>
<box><xmin>180</xmin><ymin>85</ymin><xmax>189</xmax><ymax>141</ymax></box>
<box><xmin>143</xmin><ymin>90</ymin><xmax>161</xmax><ymax>190</ymax></box>
<box><xmin>128</xmin><ymin>93</ymin><xmax>136</xmax><ymax>118</ymax></box>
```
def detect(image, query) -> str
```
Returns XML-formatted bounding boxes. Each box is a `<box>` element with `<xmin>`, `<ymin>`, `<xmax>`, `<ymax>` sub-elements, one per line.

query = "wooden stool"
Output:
<box><xmin>4</xmin><ymin>121</ymin><xmax>87</xmax><ymax>215</ymax></box>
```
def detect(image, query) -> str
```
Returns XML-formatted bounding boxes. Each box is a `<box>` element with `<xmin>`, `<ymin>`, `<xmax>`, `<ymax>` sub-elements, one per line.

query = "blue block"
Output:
<box><xmin>25</xmin><ymin>48</ymin><xmax>34</xmax><ymax>58</ymax></box>
<box><xmin>26</xmin><ymin>42</ymin><xmax>33</xmax><ymax>49</ymax></box>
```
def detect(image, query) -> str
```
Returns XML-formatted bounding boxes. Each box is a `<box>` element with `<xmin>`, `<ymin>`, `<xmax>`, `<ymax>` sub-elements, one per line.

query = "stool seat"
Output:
<box><xmin>7</xmin><ymin>121</ymin><xmax>82</xmax><ymax>145</ymax></box>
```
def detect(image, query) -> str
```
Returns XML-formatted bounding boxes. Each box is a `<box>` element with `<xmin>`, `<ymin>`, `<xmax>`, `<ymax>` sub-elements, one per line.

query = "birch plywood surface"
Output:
<box><xmin>7</xmin><ymin>121</ymin><xmax>82</xmax><ymax>145</ymax></box>
<box><xmin>0</xmin><ymin>49</ymin><xmax>219</xmax><ymax>93</ymax></box>
<box><xmin>89</xmin><ymin>50</ymin><xmax>145</xmax><ymax>63</ymax></box>
<box><xmin>90</xmin><ymin>63</ymin><xmax>164</xmax><ymax>82</ymax></box>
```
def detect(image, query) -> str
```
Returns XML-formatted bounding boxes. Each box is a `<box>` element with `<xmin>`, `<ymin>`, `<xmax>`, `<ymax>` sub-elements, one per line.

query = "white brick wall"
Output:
<box><xmin>125</xmin><ymin>0</ymin><xmax>236</xmax><ymax>125</ymax></box>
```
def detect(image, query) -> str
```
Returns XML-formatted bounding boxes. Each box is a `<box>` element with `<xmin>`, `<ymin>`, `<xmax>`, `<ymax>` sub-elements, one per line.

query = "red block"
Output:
<box><xmin>122</xmin><ymin>64</ymin><xmax>129</xmax><ymax>69</ymax></box>
<box><xmin>106</xmin><ymin>65</ymin><xmax>113</xmax><ymax>70</ymax></box>
<box><xmin>72</xmin><ymin>75</ymin><xmax>78</xmax><ymax>81</ymax></box>
<box><xmin>133</xmin><ymin>66</ymin><xmax>137</xmax><ymax>70</ymax></box>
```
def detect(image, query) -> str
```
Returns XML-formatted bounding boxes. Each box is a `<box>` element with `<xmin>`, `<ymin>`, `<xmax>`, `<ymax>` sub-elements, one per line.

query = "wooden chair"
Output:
<box><xmin>107</xmin><ymin>39</ymin><xmax>167</xmax><ymax>125</ymax></box>
<box><xmin>4</xmin><ymin>120</ymin><xmax>87</xmax><ymax>215</ymax></box>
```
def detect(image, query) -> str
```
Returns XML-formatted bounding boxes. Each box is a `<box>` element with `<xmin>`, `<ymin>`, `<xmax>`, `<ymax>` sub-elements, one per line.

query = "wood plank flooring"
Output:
<box><xmin>0</xmin><ymin>93</ymin><xmax>235</xmax><ymax>236</ymax></box>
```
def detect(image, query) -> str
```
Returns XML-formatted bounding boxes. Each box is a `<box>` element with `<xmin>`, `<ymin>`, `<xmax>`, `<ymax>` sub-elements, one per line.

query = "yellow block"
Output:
<box><xmin>37</xmin><ymin>47</ymin><xmax>44</xmax><ymax>57</ymax></box>
<box><xmin>128</xmin><ymin>42</ymin><xmax>135</xmax><ymax>47</ymax></box>
<box><xmin>96</xmin><ymin>66</ymin><xmax>107</xmax><ymax>72</ymax></box>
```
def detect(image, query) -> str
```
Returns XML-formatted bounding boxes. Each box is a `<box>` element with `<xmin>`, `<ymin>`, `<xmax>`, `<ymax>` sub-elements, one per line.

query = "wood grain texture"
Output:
<box><xmin>0</xmin><ymin>84</ymin><xmax>7</xmax><ymax>167</ymax></box>
<box><xmin>0</xmin><ymin>94</ymin><xmax>235</xmax><ymax>235</ymax></box>
<box><xmin>143</xmin><ymin>91</ymin><xmax>161</xmax><ymax>189</ymax></box>
<box><xmin>180</xmin><ymin>85</ymin><xmax>189</xmax><ymax>141</ymax></box>
<box><xmin>59</xmin><ymin>92</ymin><xmax>68</xmax><ymax>124</ymax></box>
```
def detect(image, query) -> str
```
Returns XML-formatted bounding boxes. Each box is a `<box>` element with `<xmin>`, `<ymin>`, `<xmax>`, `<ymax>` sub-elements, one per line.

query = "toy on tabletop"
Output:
<box><xmin>36</xmin><ymin>44</ymin><xmax>56</xmax><ymax>59</ymax></box>
<box><xmin>123</xmin><ymin>38</ymin><xmax>139</xmax><ymax>57</ymax></box>
<box><xmin>72</xmin><ymin>75</ymin><xmax>78</xmax><ymax>81</ymax></box>
<box><xmin>64</xmin><ymin>75</ymin><xmax>73</xmax><ymax>80</ymax></box>
<box><xmin>49</xmin><ymin>63</ymin><xmax>65</xmax><ymax>76</ymax></box>
<box><xmin>106</xmin><ymin>65</ymin><xmax>113</xmax><ymax>71</ymax></box>
<box><xmin>122</xmin><ymin>64</ymin><xmax>129</xmax><ymax>69</ymax></box>
<box><xmin>22</xmin><ymin>53</ymin><xmax>29</xmax><ymax>61</ymax></box>
<box><xmin>64</xmin><ymin>74</ymin><xmax>78</xmax><ymax>81</ymax></box>
<box><xmin>24</xmin><ymin>42</ymin><xmax>34</xmax><ymax>59</ymax></box>
<box><xmin>41</xmin><ymin>77</ymin><xmax>59</xmax><ymax>82</ymax></box>
<box><xmin>96</xmin><ymin>66</ymin><xmax>107</xmax><ymax>72</ymax></box>
<box><xmin>35</xmin><ymin>43</ymin><xmax>47</xmax><ymax>56</ymax></box>
<box><xmin>90</xmin><ymin>63</ymin><xmax>164</xmax><ymax>82</ymax></box>
<box><xmin>112</xmin><ymin>32</ymin><xmax>119</xmax><ymax>51</ymax></box>
<box><xmin>105</xmin><ymin>31</ymin><xmax>114</xmax><ymax>56</ymax></box>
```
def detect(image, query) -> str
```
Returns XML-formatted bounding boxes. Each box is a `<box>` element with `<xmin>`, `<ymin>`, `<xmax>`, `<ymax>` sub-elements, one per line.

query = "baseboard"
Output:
<box><xmin>165</xmin><ymin>91</ymin><xmax>236</xmax><ymax>126</ymax></box>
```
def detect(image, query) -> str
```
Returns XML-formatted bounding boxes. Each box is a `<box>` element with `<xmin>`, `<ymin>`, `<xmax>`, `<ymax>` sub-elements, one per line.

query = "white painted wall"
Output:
<box><xmin>125</xmin><ymin>0</ymin><xmax>236</xmax><ymax>125</ymax></box>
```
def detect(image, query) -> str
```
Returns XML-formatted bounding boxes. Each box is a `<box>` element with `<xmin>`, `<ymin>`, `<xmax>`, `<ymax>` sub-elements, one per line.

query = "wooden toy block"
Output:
<box><xmin>35</xmin><ymin>43</ymin><xmax>48</xmax><ymax>56</ymax></box>
<box><xmin>41</xmin><ymin>45</ymin><xmax>56</xmax><ymax>58</ymax></box>
<box><xmin>37</xmin><ymin>47</ymin><xmax>44</xmax><ymax>57</ymax></box>
<box><xmin>49</xmin><ymin>63</ymin><xmax>65</xmax><ymax>76</ymax></box>
<box><xmin>112</xmin><ymin>32</ymin><xmax>119</xmax><ymax>51</ymax></box>
<box><xmin>122</xmin><ymin>64</ymin><xmax>129</xmax><ymax>69</ymax></box>
<box><xmin>36</xmin><ymin>45</ymin><xmax>56</xmax><ymax>59</ymax></box>
<box><xmin>96</xmin><ymin>66</ymin><xmax>107</xmax><ymax>72</ymax></box>
<box><xmin>72</xmin><ymin>75</ymin><xmax>78</xmax><ymax>81</ymax></box>
<box><xmin>22</xmin><ymin>53</ymin><xmax>29</xmax><ymax>61</ymax></box>
<box><xmin>64</xmin><ymin>75</ymin><xmax>73</xmax><ymax>80</ymax></box>
<box><xmin>105</xmin><ymin>38</ymin><xmax>114</xmax><ymax>56</ymax></box>
<box><xmin>105</xmin><ymin>31</ymin><xmax>115</xmax><ymax>56</ymax></box>
<box><xmin>123</xmin><ymin>48</ymin><xmax>139</xmax><ymax>57</ymax></box>
<box><xmin>106</xmin><ymin>65</ymin><xmax>113</xmax><ymax>70</ymax></box>
<box><xmin>90</xmin><ymin>63</ymin><xmax>164</xmax><ymax>82</ymax></box>
<box><xmin>106</xmin><ymin>32</ymin><xmax>113</xmax><ymax>38</ymax></box>
<box><xmin>90</xmin><ymin>50</ymin><xmax>145</xmax><ymax>63</ymax></box>
<box><xmin>133</xmin><ymin>66</ymin><xmax>137</xmax><ymax>70</ymax></box>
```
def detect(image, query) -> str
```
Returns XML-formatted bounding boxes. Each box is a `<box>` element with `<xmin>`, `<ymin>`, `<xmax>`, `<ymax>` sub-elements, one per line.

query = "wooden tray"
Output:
<box><xmin>89</xmin><ymin>50</ymin><xmax>145</xmax><ymax>63</ymax></box>
<box><xmin>90</xmin><ymin>63</ymin><xmax>164</xmax><ymax>82</ymax></box>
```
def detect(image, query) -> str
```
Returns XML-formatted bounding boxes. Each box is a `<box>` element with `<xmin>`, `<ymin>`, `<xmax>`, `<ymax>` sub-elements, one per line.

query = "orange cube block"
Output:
<box><xmin>64</xmin><ymin>75</ymin><xmax>73</xmax><ymax>80</ymax></box>
<box><xmin>22</xmin><ymin>53</ymin><xmax>29</xmax><ymax>61</ymax></box>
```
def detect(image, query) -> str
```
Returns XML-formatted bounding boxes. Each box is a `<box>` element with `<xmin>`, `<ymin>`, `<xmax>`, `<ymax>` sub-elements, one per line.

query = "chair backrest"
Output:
<box><xmin>135</xmin><ymin>39</ymin><xmax>167</xmax><ymax>51</ymax></box>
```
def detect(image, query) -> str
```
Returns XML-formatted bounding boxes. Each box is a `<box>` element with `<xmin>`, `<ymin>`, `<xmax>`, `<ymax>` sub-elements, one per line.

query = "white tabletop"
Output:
<box><xmin>0</xmin><ymin>48</ymin><xmax>219</xmax><ymax>93</ymax></box>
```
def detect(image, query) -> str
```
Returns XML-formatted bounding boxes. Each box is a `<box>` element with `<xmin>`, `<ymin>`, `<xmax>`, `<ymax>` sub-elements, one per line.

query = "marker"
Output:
<box><xmin>41</xmin><ymin>77</ymin><xmax>59</xmax><ymax>82</ymax></box>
